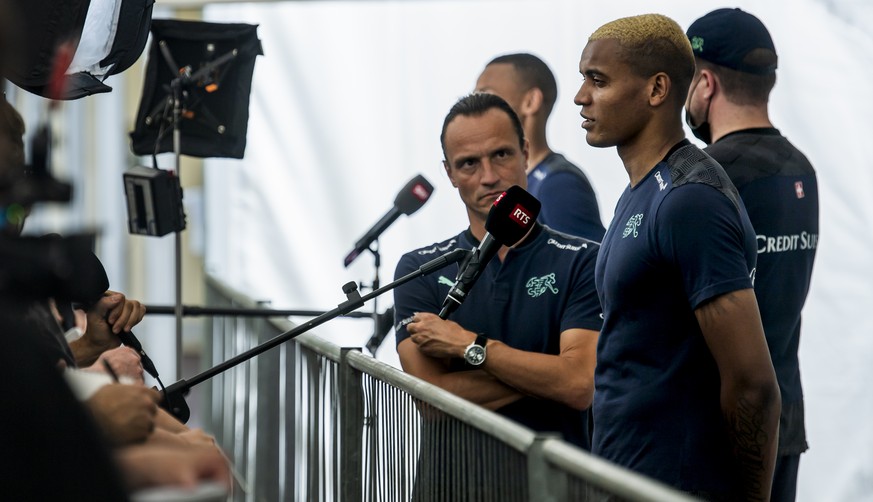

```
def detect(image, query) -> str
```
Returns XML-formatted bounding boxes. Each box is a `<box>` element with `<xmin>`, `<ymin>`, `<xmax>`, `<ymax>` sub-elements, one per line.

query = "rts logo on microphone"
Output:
<box><xmin>510</xmin><ymin>204</ymin><xmax>532</xmax><ymax>226</ymax></box>
<box><xmin>412</xmin><ymin>183</ymin><xmax>430</xmax><ymax>201</ymax></box>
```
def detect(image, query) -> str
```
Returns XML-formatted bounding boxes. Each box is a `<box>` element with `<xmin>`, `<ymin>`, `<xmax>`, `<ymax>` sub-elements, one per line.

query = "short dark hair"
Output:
<box><xmin>440</xmin><ymin>93</ymin><xmax>525</xmax><ymax>160</ymax></box>
<box><xmin>487</xmin><ymin>53</ymin><xmax>558</xmax><ymax>116</ymax></box>
<box><xmin>696</xmin><ymin>49</ymin><xmax>777</xmax><ymax>105</ymax></box>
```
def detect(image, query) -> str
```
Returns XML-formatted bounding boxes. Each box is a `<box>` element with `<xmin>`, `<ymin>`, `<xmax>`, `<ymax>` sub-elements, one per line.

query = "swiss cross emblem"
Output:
<box><xmin>795</xmin><ymin>181</ymin><xmax>805</xmax><ymax>199</ymax></box>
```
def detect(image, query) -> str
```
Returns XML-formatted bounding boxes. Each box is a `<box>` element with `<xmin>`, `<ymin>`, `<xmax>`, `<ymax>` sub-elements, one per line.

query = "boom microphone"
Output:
<box><xmin>344</xmin><ymin>174</ymin><xmax>434</xmax><ymax>267</ymax></box>
<box><xmin>439</xmin><ymin>185</ymin><xmax>541</xmax><ymax>319</ymax></box>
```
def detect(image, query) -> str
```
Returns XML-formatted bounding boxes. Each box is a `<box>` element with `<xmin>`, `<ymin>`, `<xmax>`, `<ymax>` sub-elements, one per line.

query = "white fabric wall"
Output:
<box><xmin>202</xmin><ymin>1</ymin><xmax>873</xmax><ymax>499</ymax></box>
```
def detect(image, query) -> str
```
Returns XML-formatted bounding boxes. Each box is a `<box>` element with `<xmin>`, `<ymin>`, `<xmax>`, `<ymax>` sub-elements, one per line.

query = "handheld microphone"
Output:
<box><xmin>117</xmin><ymin>331</ymin><xmax>160</xmax><ymax>380</ymax></box>
<box><xmin>65</xmin><ymin>246</ymin><xmax>162</xmax><ymax>380</ymax></box>
<box><xmin>344</xmin><ymin>174</ymin><xmax>434</xmax><ymax>267</ymax></box>
<box><xmin>439</xmin><ymin>185</ymin><xmax>541</xmax><ymax>319</ymax></box>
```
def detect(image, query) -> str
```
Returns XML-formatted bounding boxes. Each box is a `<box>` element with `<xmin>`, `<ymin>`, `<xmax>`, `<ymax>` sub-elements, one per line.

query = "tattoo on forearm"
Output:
<box><xmin>727</xmin><ymin>395</ymin><xmax>770</xmax><ymax>502</ymax></box>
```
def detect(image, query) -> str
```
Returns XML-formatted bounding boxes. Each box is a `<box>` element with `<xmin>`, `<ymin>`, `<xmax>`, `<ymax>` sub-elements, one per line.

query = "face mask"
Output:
<box><xmin>685</xmin><ymin>108</ymin><xmax>712</xmax><ymax>145</ymax></box>
<box><xmin>685</xmin><ymin>76</ymin><xmax>713</xmax><ymax>144</ymax></box>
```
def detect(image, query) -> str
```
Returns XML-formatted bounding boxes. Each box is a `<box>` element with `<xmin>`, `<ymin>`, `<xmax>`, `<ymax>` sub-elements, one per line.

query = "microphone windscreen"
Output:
<box><xmin>485</xmin><ymin>185</ymin><xmax>541</xmax><ymax>246</ymax></box>
<box><xmin>394</xmin><ymin>174</ymin><xmax>434</xmax><ymax>215</ymax></box>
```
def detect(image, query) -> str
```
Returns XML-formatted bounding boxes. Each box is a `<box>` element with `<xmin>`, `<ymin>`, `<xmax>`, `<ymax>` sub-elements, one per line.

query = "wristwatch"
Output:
<box><xmin>464</xmin><ymin>334</ymin><xmax>488</xmax><ymax>366</ymax></box>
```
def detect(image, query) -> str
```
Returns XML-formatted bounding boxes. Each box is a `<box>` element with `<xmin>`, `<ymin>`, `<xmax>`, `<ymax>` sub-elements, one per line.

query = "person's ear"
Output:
<box><xmin>698</xmin><ymin>69</ymin><xmax>717</xmax><ymax>100</ymax></box>
<box><xmin>520</xmin><ymin>87</ymin><xmax>544</xmax><ymax>116</ymax></box>
<box><xmin>649</xmin><ymin>72</ymin><xmax>671</xmax><ymax>107</ymax></box>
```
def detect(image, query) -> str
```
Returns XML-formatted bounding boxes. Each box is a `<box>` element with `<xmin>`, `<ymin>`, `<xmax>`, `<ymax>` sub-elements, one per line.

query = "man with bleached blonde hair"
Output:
<box><xmin>575</xmin><ymin>14</ymin><xmax>780</xmax><ymax>500</ymax></box>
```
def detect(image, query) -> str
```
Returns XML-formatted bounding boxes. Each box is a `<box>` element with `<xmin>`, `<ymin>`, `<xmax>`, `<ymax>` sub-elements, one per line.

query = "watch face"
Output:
<box><xmin>465</xmin><ymin>345</ymin><xmax>486</xmax><ymax>366</ymax></box>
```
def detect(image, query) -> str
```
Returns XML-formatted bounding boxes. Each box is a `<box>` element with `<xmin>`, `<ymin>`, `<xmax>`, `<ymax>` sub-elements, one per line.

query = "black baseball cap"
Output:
<box><xmin>686</xmin><ymin>8</ymin><xmax>777</xmax><ymax>75</ymax></box>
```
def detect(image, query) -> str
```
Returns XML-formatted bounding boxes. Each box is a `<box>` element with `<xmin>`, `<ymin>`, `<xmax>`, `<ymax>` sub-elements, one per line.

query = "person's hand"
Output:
<box><xmin>72</xmin><ymin>291</ymin><xmax>146</xmax><ymax>366</ymax></box>
<box><xmin>406</xmin><ymin>312</ymin><xmax>476</xmax><ymax>359</ymax></box>
<box><xmin>177</xmin><ymin>428</ymin><xmax>217</xmax><ymax>447</ymax></box>
<box><xmin>88</xmin><ymin>346</ymin><xmax>144</xmax><ymax>384</ymax></box>
<box><xmin>86</xmin><ymin>384</ymin><xmax>160</xmax><ymax>446</ymax></box>
<box><xmin>104</xmin><ymin>290</ymin><xmax>146</xmax><ymax>334</ymax></box>
<box><xmin>115</xmin><ymin>444</ymin><xmax>232</xmax><ymax>491</ymax></box>
<box><xmin>86</xmin><ymin>290</ymin><xmax>146</xmax><ymax>338</ymax></box>
<box><xmin>80</xmin><ymin>293</ymin><xmax>128</xmax><ymax>355</ymax></box>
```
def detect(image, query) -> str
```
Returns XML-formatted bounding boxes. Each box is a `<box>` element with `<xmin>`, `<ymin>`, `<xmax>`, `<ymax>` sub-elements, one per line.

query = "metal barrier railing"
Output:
<box><xmin>201</xmin><ymin>278</ymin><xmax>698</xmax><ymax>502</ymax></box>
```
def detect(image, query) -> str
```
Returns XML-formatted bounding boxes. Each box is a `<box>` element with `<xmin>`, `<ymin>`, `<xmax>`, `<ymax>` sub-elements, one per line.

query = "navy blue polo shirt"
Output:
<box><xmin>394</xmin><ymin>224</ymin><xmax>602</xmax><ymax>448</ymax></box>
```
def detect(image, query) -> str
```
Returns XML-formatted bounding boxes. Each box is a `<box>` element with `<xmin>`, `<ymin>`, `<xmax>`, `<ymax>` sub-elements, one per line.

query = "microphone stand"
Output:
<box><xmin>343</xmin><ymin>236</ymin><xmax>393</xmax><ymax>355</ymax></box>
<box><xmin>160</xmin><ymin>248</ymin><xmax>469</xmax><ymax>423</ymax></box>
<box><xmin>365</xmin><ymin>238</ymin><xmax>382</xmax><ymax>355</ymax></box>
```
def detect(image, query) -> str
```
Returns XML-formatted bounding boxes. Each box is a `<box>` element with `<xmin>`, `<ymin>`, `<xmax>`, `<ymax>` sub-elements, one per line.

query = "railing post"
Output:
<box><xmin>528</xmin><ymin>433</ymin><xmax>567</xmax><ymax>502</ymax></box>
<box><xmin>253</xmin><ymin>310</ymin><xmax>282</xmax><ymax>502</ymax></box>
<box><xmin>339</xmin><ymin>348</ymin><xmax>364</xmax><ymax>502</ymax></box>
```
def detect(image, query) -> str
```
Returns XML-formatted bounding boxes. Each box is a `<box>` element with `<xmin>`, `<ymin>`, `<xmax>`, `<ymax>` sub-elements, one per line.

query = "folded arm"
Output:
<box><xmin>398</xmin><ymin>337</ymin><xmax>522</xmax><ymax>410</ymax></box>
<box><xmin>480</xmin><ymin>327</ymin><xmax>597</xmax><ymax>410</ymax></box>
<box><xmin>401</xmin><ymin>312</ymin><xmax>598</xmax><ymax>411</ymax></box>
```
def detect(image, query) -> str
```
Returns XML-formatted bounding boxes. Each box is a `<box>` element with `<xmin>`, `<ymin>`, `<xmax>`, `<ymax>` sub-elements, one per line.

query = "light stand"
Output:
<box><xmin>162</xmin><ymin>41</ymin><xmax>239</xmax><ymax>379</ymax></box>
<box><xmin>129</xmin><ymin>20</ymin><xmax>262</xmax><ymax>378</ymax></box>
<box><xmin>170</xmin><ymin>45</ymin><xmax>183</xmax><ymax>380</ymax></box>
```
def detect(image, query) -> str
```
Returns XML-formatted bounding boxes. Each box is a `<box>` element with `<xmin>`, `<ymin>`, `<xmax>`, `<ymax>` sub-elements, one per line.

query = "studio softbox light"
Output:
<box><xmin>5</xmin><ymin>0</ymin><xmax>154</xmax><ymax>99</ymax></box>
<box><xmin>129</xmin><ymin>19</ymin><xmax>263</xmax><ymax>159</ymax></box>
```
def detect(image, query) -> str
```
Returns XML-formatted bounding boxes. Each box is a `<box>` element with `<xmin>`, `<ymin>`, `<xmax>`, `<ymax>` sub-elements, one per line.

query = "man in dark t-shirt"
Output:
<box><xmin>575</xmin><ymin>14</ymin><xmax>781</xmax><ymax>500</ymax></box>
<box><xmin>686</xmin><ymin>9</ymin><xmax>819</xmax><ymax>501</ymax></box>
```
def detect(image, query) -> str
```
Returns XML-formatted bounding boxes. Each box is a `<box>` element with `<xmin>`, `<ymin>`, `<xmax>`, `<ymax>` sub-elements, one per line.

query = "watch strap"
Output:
<box><xmin>475</xmin><ymin>333</ymin><xmax>488</xmax><ymax>347</ymax></box>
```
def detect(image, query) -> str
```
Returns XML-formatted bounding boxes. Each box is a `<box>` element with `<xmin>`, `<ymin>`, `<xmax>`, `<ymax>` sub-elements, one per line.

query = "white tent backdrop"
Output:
<box><xmin>201</xmin><ymin>1</ymin><xmax>873</xmax><ymax>499</ymax></box>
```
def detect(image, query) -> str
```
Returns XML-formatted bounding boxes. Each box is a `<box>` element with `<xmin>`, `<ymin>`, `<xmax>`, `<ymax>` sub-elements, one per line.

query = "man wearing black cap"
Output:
<box><xmin>686</xmin><ymin>9</ymin><xmax>819</xmax><ymax>501</ymax></box>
